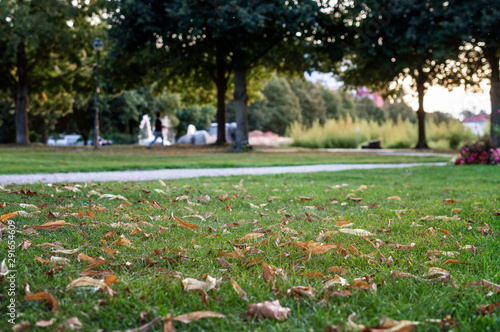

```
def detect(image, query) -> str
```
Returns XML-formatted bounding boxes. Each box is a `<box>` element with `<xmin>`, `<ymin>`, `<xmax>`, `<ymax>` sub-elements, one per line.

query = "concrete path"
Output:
<box><xmin>0</xmin><ymin>163</ymin><xmax>446</xmax><ymax>185</ymax></box>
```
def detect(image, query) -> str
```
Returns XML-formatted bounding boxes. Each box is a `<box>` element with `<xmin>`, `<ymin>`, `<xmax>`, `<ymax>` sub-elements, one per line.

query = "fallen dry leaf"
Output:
<box><xmin>327</xmin><ymin>266</ymin><xmax>349</xmax><ymax>275</ymax></box>
<box><xmin>477</xmin><ymin>300</ymin><xmax>500</xmax><ymax>315</ymax></box>
<box><xmin>67</xmin><ymin>277</ymin><xmax>114</xmax><ymax>296</ymax></box>
<box><xmin>287</xmin><ymin>286</ymin><xmax>316</xmax><ymax>299</ymax></box>
<box><xmin>387</xmin><ymin>196</ymin><xmax>402</xmax><ymax>201</ymax></box>
<box><xmin>173</xmin><ymin>215</ymin><xmax>200</xmax><ymax>230</ymax></box>
<box><xmin>230</xmin><ymin>279</ymin><xmax>248</xmax><ymax>301</ymax></box>
<box><xmin>181</xmin><ymin>275</ymin><xmax>218</xmax><ymax>293</ymax></box>
<box><xmin>35</xmin><ymin>318</ymin><xmax>55</xmax><ymax>327</ymax></box>
<box><xmin>32</xmin><ymin>220</ymin><xmax>66</xmax><ymax>230</ymax></box>
<box><xmin>12</xmin><ymin>321</ymin><xmax>30</xmax><ymax>331</ymax></box>
<box><xmin>329</xmin><ymin>290</ymin><xmax>352</xmax><ymax>297</ymax></box>
<box><xmin>173</xmin><ymin>311</ymin><xmax>225</xmax><ymax>324</ymax></box>
<box><xmin>1</xmin><ymin>211</ymin><xmax>18</xmax><ymax>222</ymax></box>
<box><xmin>339</xmin><ymin>228</ymin><xmax>374</xmax><ymax>236</ymax></box>
<box><xmin>77</xmin><ymin>253</ymin><xmax>96</xmax><ymax>264</ymax></box>
<box><xmin>246</xmin><ymin>300</ymin><xmax>291</xmax><ymax>320</ymax></box>
<box><xmin>23</xmin><ymin>292</ymin><xmax>59</xmax><ymax>312</ymax></box>
<box><xmin>323</xmin><ymin>275</ymin><xmax>349</xmax><ymax>289</ymax></box>
<box><xmin>238</xmin><ymin>232</ymin><xmax>265</xmax><ymax>242</ymax></box>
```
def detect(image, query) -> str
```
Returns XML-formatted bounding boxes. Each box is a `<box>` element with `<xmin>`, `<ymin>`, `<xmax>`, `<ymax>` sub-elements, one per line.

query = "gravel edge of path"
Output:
<box><xmin>0</xmin><ymin>163</ymin><xmax>447</xmax><ymax>185</ymax></box>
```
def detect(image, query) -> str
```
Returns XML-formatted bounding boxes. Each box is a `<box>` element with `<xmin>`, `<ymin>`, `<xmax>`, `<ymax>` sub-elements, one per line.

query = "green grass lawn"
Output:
<box><xmin>1</xmin><ymin>165</ymin><xmax>499</xmax><ymax>331</ymax></box>
<box><xmin>0</xmin><ymin>144</ymin><xmax>452</xmax><ymax>174</ymax></box>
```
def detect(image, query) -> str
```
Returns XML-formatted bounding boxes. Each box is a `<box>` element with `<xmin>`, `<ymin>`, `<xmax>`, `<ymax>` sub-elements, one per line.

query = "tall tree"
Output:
<box><xmin>322</xmin><ymin>0</ymin><xmax>465</xmax><ymax>149</ymax></box>
<box><xmin>0</xmin><ymin>0</ymin><xmax>98</xmax><ymax>144</ymax></box>
<box><xmin>447</xmin><ymin>0</ymin><xmax>500</xmax><ymax>147</ymax></box>
<box><xmin>110</xmin><ymin>0</ymin><xmax>321</xmax><ymax>151</ymax></box>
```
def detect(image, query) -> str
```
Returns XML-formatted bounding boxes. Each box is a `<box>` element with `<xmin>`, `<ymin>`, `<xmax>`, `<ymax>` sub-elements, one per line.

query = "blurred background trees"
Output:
<box><xmin>0</xmin><ymin>0</ymin><xmax>497</xmax><ymax>149</ymax></box>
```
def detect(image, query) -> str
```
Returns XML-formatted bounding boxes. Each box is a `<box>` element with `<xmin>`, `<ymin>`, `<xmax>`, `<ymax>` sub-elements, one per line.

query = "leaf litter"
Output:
<box><xmin>1</xmin><ymin>173</ymin><xmax>498</xmax><ymax>330</ymax></box>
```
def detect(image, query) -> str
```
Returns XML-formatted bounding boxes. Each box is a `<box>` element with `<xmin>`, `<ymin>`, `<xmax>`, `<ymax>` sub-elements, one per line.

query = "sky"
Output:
<box><xmin>305</xmin><ymin>72</ymin><xmax>491</xmax><ymax>120</ymax></box>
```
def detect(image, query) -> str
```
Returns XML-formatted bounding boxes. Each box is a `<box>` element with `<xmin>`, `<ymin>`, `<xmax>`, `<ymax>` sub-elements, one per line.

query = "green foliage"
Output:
<box><xmin>248</xmin><ymin>76</ymin><xmax>302</xmax><ymax>136</ymax></box>
<box><xmin>355</xmin><ymin>97</ymin><xmax>387</xmax><ymax>125</ymax></box>
<box><xmin>175</xmin><ymin>105</ymin><xmax>216</xmax><ymax>138</ymax></box>
<box><xmin>289</xmin><ymin>116</ymin><xmax>474</xmax><ymax>150</ymax></box>
<box><xmin>290</xmin><ymin>79</ymin><xmax>327</xmax><ymax>128</ymax></box>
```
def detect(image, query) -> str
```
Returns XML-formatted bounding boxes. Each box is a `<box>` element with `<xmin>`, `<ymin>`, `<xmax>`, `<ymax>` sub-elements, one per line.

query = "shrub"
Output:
<box><xmin>455</xmin><ymin>136</ymin><xmax>500</xmax><ymax>165</ymax></box>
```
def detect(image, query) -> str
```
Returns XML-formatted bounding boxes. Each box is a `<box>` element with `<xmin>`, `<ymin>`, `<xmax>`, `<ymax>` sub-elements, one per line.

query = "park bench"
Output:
<box><xmin>362</xmin><ymin>139</ymin><xmax>382</xmax><ymax>149</ymax></box>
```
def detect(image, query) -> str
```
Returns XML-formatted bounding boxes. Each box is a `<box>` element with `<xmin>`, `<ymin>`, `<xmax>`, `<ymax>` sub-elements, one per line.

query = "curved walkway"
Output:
<box><xmin>0</xmin><ymin>163</ymin><xmax>446</xmax><ymax>185</ymax></box>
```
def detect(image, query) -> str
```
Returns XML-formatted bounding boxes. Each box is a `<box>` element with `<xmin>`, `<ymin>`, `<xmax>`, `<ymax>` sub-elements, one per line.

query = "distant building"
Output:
<box><xmin>355</xmin><ymin>87</ymin><xmax>384</xmax><ymax>107</ymax></box>
<box><xmin>463</xmin><ymin>113</ymin><xmax>489</xmax><ymax>136</ymax></box>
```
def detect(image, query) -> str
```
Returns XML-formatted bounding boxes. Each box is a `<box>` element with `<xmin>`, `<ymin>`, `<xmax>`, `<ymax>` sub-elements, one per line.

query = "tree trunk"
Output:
<box><xmin>232</xmin><ymin>56</ymin><xmax>250</xmax><ymax>152</ymax></box>
<box><xmin>15</xmin><ymin>40</ymin><xmax>29</xmax><ymax>144</ymax></box>
<box><xmin>415</xmin><ymin>71</ymin><xmax>429</xmax><ymax>149</ymax></box>
<box><xmin>81</xmin><ymin>131</ymin><xmax>89</xmax><ymax>146</ymax></box>
<box><xmin>215</xmin><ymin>51</ymin><xmax>228</xmax><ymax>145</ymax></box>
<box><xmin>485</xmin><ymin>47</ymin><xmax>500</xmax><ymax>148</ymax></box>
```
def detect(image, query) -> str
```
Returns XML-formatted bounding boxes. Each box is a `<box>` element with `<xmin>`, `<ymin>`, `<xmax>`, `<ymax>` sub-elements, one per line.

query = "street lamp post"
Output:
<box><xmin>92</xmin><ymin>38</ymin><xmax>104</xmax><ymax>149</ymax></box>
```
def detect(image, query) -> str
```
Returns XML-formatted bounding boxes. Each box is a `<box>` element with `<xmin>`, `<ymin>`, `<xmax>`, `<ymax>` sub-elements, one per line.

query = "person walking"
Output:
<box><xmin>147</xmin><ymin>112</ymin><xmax>166</xmax><ymax>149</ymax></box>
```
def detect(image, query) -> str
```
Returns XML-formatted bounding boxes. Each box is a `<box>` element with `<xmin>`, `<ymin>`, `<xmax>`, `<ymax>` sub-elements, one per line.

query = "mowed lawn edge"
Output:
<box><xmin>0</xmin><ymin>145</ymin><xmax>453</xmax><ymax>174</ymax></box>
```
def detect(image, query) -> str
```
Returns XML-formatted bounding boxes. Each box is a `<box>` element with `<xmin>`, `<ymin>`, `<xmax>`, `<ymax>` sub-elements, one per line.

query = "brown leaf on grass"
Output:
<box><xmin>32</xmin><ymin>220</ymin><xmax>66</xmax><ymax>230</ymax></box>
<box><xmin>104</xmin><ymin>274</ymin><xmax>118</xmax><ymax>286</ymax></box>
<box><xmin>244</xmin><ymin>257</ymin><xmax>263</xmax><ymax>267</ymax></box>
<box><xmin>348</xmin><ymin>280</ymin><xmax>377</xmax><ymax>293</ymax></box>
<box><xmin>323</xmin><ymin>275</ymin><xmax>349</xmax><ymax>289</ymax></box>
<box><xmin>216</xmin><ymin>257</ymin><xmax>231</xmax><ymax>269</ymax></box>
<box><xmin>263</xmin><ymin>262</ymin><xmax>273</xmax><ymax>283</ymax></box>
<box><xmin>390</xmin><ymin>270</ymin><xmax>420</xmax><ymax>280</ymax></box>
<box><xmin>287</xmin><ymin>286</ymin><xmax>316</xmax><ymax>299</ymax></box>
<box><xmin>335</xmin><ymin>220</ymin><xmax>353</xmax><ymax>227</ymax></box>
<box><xmin>101</xmin><ymin>247</ymin><xmax>117</xmax><ymax>257</ymax></box>
<box><xmin>173</xmin><ymin>311</ymin><xmax>225</xmax><ymax>324</ymax></box>
<box><xmin>181</xmin><ymin>275</ymin><xmax>218</xmax><ymax>292</ymax></box>
<box><xmin>67</xmin><ymin>277</ymin><xmax>114</xmax><ymax>296</ymax></box>
<box><xmin>443</xmin><ymin>199</ymin><xmax>456</xmax><ymax>204</ymax></box>
<box><xmin>18</xmin><ymin>240</ymin><xmax>33</xmax><ymax>250</ymax></box>
<box><xmin>112</xmin><ymin>237</ymin><xmax>136</xmax><ymax>248</ymax></box>
<box><xmin>52</xmin><ymin>245</ymin><xmax>85</xmax><ymax>255</ymax></box>
<box><xmin>84</xmin><ymin>258</ymin><xmax>107</xmax><ymax>271</ymax></box>
<box><xmin>422</xmin><ymin>267</ymin><xmax>453</xmax><ymax>279</ymax></box>
<box><xmin>307</xmin><ymin>244</ymin><xmax>337</xmax><ymax>255</ymax></box>
<box><xmin>77</xmin><ymin>253</ymin><xmax>96</xmax><ymax>264</ymax></box>
<box><xmin>373</xmin><ymin>316</ymin><xmax>420</xmax><ymax>331</ymax></box>
<box><xmin>12</xmin><ymin>321</ymin><xmax>30</xmax><ymax>331</ymax></box>
<box><xmin>23</xmin><ymin>292</ymin><xmax>59</xmax><ymax>312</ymax></box>
<box><xmin>387</xmin><ymin>196</ymin><xmax>402</xmax><ymax>201</ymax></box>
<box><xmin>246</xmin><ymin>300</ymin><xmax>291</xmax><ymax>320</ymax></box>
<box><xmin>238</xmin><ymin>232</ymin><xmax>265</xmax><ymax>242</ymax></box>
<box><xmin>34</xmin><ymin>256</ymin><xmax>51</xmax><ymax>264</ymax></box>
<box><xmin>65</xmin><ymin>316</ymin><xmax>83</xmax><ymax>330</ymax></box>
<box><xmin>86</xmin><ymin>211</ymin><xmax>95</xmax><ymax>218</ymax></box>
<box><xmin>441</xmin><ymin>259</ymin><xmax>468</xmax><ymax>267</ymax></box>
<box><xmin>1</xmin><ymin>211</ymin><xmax>18</xmax><ymax>222</ymax></box>
<box><xmin>327</xmin><ymin>266</ymin><xmax>349</xmax><ymax>276</ymax></box>
<box><xmin>163</xmin><ymin>315</ymin><xmax>175</xmax><ymax>332</ymax></box>
<box><xmin>230</xmin><ymin>279</ymin><xmax>248</xmax><ymax>301</ymax></box>
<box><xmin>330</xmin><ymin>290</ymin><xmax>352</xmax><ymax>297</ymax></box>
<box><xmin>339</xmin><ymin>228</ymin><xmax>374</xmax><ymax>236</ymax></box>
<box><xmin>79</xmin><ymin>270</ymin><xmax>114</xmax><ymax>277</ymax></box>
<box><xmin>297</xmin><ymin>272</ymin><xmax>323</xmax><ymax>279</ymax></box>
<box><xmin>35</xmin><ymin>318</ymin><xmax>55</xmax><ymax>327</ymax></box>
<box><xmin>299</xmin><ymin>196</ymin><xmax>313</xmax><ymax>201</ymax></box>
<box><xmin>477</xmin><ymin>300</ymin><xmax>500</xmax><ymax>315</ymax></box>
<box><xmin>173</xmin><ymin>215</ymin><xmax>200</xmax><ymax>230</ymax></box>
<box><xmin>0</xmin><ymin>202</ymin><xmax>5</xmax><ymax>208</ymax></box>
<box><xmin>464</xmin><ymin>280</ymin><xmax>500</xmax><ymax>293</ymax></box>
